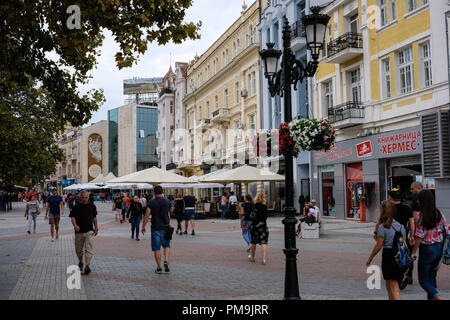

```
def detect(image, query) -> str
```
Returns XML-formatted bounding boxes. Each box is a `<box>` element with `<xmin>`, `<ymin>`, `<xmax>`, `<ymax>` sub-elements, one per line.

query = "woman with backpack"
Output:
<box><xmin>366</xmin><ymin>200</ymin><xmax>405</xmax><ymax>300</ymax></box>
<box><xmin>411</xmin><ymin>190</ymin><xmax>450</xmax><ymax>300</ymax></box>
<box><xmin>243</xmin><ymin>193</ymin><xmax>269</xmax><ymax>265</ymax></box>
<box><xmin>174</xmin><ymin>193</ymin><xmax>185</xmax><ymax>235</ymax></box>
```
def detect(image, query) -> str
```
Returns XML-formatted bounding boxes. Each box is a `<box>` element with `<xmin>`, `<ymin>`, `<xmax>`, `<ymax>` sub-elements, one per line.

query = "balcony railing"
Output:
<box><xmin>328</xmin><ymin>101</ymin><xmax>364</xmax><ymax>124</ymax></box>
<box><xmin>212</xmin><ymin>108</ymin><xmax>230</xmax><ymax>123</ymax></box>
<box><xmin>290</xmin><ymin>20</ymin><xmax>305</xmax><ymax>39</ymax></box>
<box><xmin>327</xmin><ymin>32</ymin><xmax>363</xmax><ymax>58</ymax></box>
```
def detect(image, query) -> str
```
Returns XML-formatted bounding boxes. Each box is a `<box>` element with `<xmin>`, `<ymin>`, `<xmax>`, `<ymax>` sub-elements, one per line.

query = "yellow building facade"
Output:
<box><xmin>181</xmin><ymin>1</ymin><xmax>261</xmax><ymax>176</ymax></box>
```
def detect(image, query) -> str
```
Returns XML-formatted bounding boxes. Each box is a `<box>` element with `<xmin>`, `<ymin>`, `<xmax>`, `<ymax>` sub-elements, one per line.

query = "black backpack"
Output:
<box><xmin>305</xmin><ymin>214</ymin><xmax>316</xmax><ymax>224</ymax></box>
<box><xmin>392</xmin><ymin>224</ymin><xmax>413</xmax><ymax>269</ymax></box>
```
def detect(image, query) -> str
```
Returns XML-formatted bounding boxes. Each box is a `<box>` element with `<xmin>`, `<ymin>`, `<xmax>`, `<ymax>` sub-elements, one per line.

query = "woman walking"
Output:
<box><xmin>174</xmin><ymin>193</ymin><xmax>185</xmax><ymax>235</ymax></box>
<box><xmin>240</xmin><ymin>195</ymin><xmax>252</xmax><ymax>252</ymax></box>
<box><xmin>25</xmin><ymin>194</ymin><xmax>40</xmax><ymax>234</ymax></box>
<box><xmin>112</xmin><ymin>193</ymin><xmax>123</xmax><ymax>223</ymax></box>
<box><xmin>220</xmin><ymin>193</ymin><xmax>228</xmax><ymax>219</ymax></box>
<box><xmin>366</xmin><ymin>200</ymin><xmax>405</xmax><ymax>300</ymax></box>
<box><xmin>128</xmin><ymin>196</ymin><xmax>145</xmax><ymax>241</ymax></box>
<box><xmin>244</xmin><ymin>193</ymin><xmax>269</xmax><ymax>265</ymax></box>
<box><xmin>411</xmin><ymin>190</ymin><xmax>450</xmax><ymax>300</ymax></box>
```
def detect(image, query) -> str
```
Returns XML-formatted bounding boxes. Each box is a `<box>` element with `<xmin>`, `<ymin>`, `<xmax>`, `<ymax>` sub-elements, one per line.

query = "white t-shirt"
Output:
<box><xmin>309</xmin><ymin>208</ymin><xmax>317</xmax><ymax>220</ymax></box>
<box><xmin>229</xmin><ymin>195</ymin><xmax>238</xmax><ymax>204</ymax></box>
<box><xmin>140</xmin><ymin>197</ymin><xmax>147</xmax><ymax>208</ymax></box>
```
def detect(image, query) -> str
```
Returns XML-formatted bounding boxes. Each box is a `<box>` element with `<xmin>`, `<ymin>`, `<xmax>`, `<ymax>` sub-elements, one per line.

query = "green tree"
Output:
<box><xmin>0</xmin><ymin>0</ymin><xmax>201</xmax><ymax>184</ymax></box>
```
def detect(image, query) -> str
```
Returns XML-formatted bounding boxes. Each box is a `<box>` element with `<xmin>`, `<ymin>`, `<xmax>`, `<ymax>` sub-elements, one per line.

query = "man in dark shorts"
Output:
<box><xmin>389</xmin><ymin>188</ymin><xmax>415</xmax><ymax>286</ymax></box>
<box><xmin>142</xmin><ymin>185</ymin><xmax>171</xmax><ymax>274</ymax></box>
<box><xmin>183</xmin><ymin>193</ymin><xmax>197</xmax><ymax>235</ymax></box>
<box><xmin>69</xmin><ymin>191</ymin><xmax>98</xmax><ymax>275</ymax></box>
<box><xmin>45</xmin><ymin>188</ymin><xmax>64</xmax><ymax>242</ymax></box>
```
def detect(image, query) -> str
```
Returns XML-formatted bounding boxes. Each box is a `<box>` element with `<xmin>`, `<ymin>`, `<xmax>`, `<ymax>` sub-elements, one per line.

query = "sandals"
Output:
<box><xmin>248</xmin><ymin>255</ymin><xmax>255</xmax><ymax>263</ymax></box>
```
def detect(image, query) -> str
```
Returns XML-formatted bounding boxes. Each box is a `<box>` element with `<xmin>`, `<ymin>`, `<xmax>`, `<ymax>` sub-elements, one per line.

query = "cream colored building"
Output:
<box><xmin>80</xmin><ymin>120</ymin><xmax>109</xmax><ymax>183</ymax></box>
<box><xmin>182</xmin><ymin>1</ymin><xmax>261</xmax><ymax>177</ymax></box>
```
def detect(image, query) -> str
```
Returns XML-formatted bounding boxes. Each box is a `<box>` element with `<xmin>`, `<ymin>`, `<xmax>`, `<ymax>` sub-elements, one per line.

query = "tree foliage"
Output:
<box><xmin>0</xmin><ymin>0</ymin><xmax>201</xmax><ymax>184</ymax></box>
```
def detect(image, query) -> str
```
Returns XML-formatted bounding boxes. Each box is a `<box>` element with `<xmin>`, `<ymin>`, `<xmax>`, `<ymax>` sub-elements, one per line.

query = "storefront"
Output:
<box><xmin>312</xmin><ymin>126</ymin><xmax>423</xmax><ymax>222</ymax></box>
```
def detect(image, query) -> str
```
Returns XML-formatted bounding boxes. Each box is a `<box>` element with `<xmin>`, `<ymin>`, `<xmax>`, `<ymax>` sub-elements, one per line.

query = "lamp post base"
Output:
<box><xmin>282</xmin><ymin>205</ymin><xmax>301</xmax><ymax>300</ymax></box>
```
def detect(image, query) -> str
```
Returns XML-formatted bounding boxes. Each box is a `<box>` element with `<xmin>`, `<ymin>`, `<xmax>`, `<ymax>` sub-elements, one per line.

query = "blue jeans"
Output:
<box><xmin>418</xmin><ymin>242</ymin><xmax>442</xmax><ymax>300</ymax></box>
<box><xmin>221</xmin><ymin>204</ymin><xmax>227</xmax><ymax>218</ymax></box>
<box><xmin>151</xmin><ymin>229</ymin><xmax>171</xmax><ymax>252</ymax></box>
<box><xmin>130</xmin><ymin>216</ymin><xmax>141</xmax><ymax>238</ymax></box>
<box><xmin>242</xmin><ymin>220</ymin><xmax>252</xmax><ymax>246</ymax></box>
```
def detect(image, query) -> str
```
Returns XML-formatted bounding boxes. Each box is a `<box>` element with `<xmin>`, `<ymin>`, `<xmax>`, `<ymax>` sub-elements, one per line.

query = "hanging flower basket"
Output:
<box><xmin>279</xmin><ymin>122</ymin><xmax>299</xmax><ymax>157</ymax></box>
<box><xmin>289</xmin><ymin>118</ymin><xmax>336</xmax><ymax>152</ymax></box>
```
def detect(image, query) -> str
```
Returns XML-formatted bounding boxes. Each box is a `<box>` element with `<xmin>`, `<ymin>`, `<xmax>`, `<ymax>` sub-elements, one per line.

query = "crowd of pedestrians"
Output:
<box><xmin>367</xmin><ymin>182</ymin><xmax>450</xmax><ymax>300</ymax></box>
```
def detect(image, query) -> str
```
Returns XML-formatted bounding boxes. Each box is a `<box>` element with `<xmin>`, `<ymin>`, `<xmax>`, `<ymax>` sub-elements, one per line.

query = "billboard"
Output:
<box><xmin>88</xmin><ymin>133</ymin><xmax>103</xmax><ymax>182</ymax></box>
<box><xmin>123</xmin><ymin>77</ymin><xmax>164</xmax><ymax>95</ymax></box>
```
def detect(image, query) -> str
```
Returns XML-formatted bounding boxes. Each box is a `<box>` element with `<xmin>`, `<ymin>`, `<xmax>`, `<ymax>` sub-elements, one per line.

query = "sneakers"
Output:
<box><xmin>136</xmin><ymin>238</ymin><xmax>140</xmax><ymax>241</ymax></box>
<box><xmin>78</xmin><ymin>262</ymin><xmax>84</xmax><ymax>272</ymax></box>
<box><xmin>183</xmin><ymin>231</ymin><xmax>187</xmax><ymax>235</ymax></box>
<box><xmin>246</xmin><ymin>246</ymin><xmax>251</xmax><ymax>252</ymax></box>
<box><xmin>131</xmin><ymin>235</ymin><xmax>134</xmax><ymax>239</ymax></box>
<box><xmin>155</xmin><ymin>268</ymin><xmax>163</xmax><ymax>274</ymax></box>
<box><xmin>84</xmin><ymin>265</ymin><xmax>91</xmax><ymax>275</ymax></box>
<box><xmin>191</xmin><ymin>230</ymin><xmax>195</xmax><ymax>236</ymax></box>
<box><xmin>164</xmin><ymin>261</ymin><xmax>170</xmax><ymax>273</ymax></box>
<box><xmin>248</xmin><ymin>255</ymin><xmax>255</xmax><ymax>263</ymax></box>
<box><xmin>27</xmin><ymin>231</ymin><xmax>31</xmax><ymax>234</ymax></box>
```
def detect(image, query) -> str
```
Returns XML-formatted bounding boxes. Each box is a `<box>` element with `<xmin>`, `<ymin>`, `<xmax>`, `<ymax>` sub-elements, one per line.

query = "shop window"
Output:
<box><xmin>320</xmin><ymin>166</ymin><xmax>335</xmax><ymax>217</ymax></box>
<box><xmin>387</xmin><ymin>156</ymin><xmax>422</xmax><ymax>207</ymax></box>
<box><xmin>346</xmin><ymin>163</ymin><xmax>363</xmax><ymax>220</ymax></box>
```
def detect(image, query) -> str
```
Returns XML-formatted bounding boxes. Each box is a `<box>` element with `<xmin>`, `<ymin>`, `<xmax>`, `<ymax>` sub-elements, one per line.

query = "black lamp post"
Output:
<box><xmin>260</xmin><ymin>6</ymin><xmax>330</xmax><ymax>300</ymax></box>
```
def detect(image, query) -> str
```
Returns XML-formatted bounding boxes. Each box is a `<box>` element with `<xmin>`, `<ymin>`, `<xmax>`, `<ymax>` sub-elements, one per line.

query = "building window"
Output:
<box><xmin>170</xmin><ymin>101</ymin><xmax>174</xmax><ymax>114</ymax></box>
<box><xmin>350</xmin><ymin>14</ymin><xmax>359</xmax><ymax>33</ymax></box>
<box><xmin>391</xmin><ymin>0</ymin><xmax>397</xmax><ymax>20</ymax></box>
<box><xmin>248</xmin><ymin>114</ymin><xmax>256</xmax><ymax>130</ymax></box>
<box><xmin>206</xmin><ymin>101</ymin><xmax>210</xmax><ymax>118</ymax></box>
<box><xmin>351</xmin><ymin>69</ymin><xmax>362</xmax><ymax>102</ymax></box>
<box><xmin>382</xmin><ymin>58</ymin><xmax>391</xmax><ymax>99</ymax></box>
<box><xmin>421</xmin><ymin>41</ymin><xmax>432</xmax><ymax>87</ymax></box>
<box><xmin>215</xmin><ymin>95</ymin><xmax>219</xmax><ymax>109</ymax></box>
<box><xmin>247</xmin><ymin>73</ymin><xmax>252</xmax><ymax>96</ymax></box>
<box><xmin>224</xmin><ymin>89</ymin><xmax>229</xmax><ymax>107</ymax></box>
<box><xmin>407</xmin><ymin>0</ymin><xmax>417</xmax><ymax>12</ymax></box>
<box><xmin>252</xmin><ymin>72</ymin><xmax>256</xmax><ymax>96</ymax></box>
<box><xmin>398</xmin><ymin>47</ymin><xmax>413</xmax><ymax>94</ymax></box>
<box><xmin>234</xmin><ymin>120</ymin><xmax>242</xmax><ymax>142</ymax></box>
<box><xmin>324</xmin><ymin>81</ymin><xmax>333</xmax><ymax>110</ymax></box>
<box><xmin>199</xmin><ymin>106</ymin><xmax>202</xmax><ymax>120</ymax></box>
<box><xmin>233</xmin><ymin>42</ymin><xmax>237</xmax><ymax>58</ymax></box>
<box><xmin>380</xmin><ymin>0</ymin><xmax>387</xmax><ymax>26</ymax></box>
<box><xmin>325</xmin><ymin>25</ymin><xmax>332</xmax><ymax>57</ymax></box>
<box><xmin>222</xmin><ymin>51</ymin><xmax>226</xmax><ymax>67</ymax></box>
<box><xmin>235</xmin><ymin>81</ymin><xmax>240</xmax><ymax>104</ymax></box>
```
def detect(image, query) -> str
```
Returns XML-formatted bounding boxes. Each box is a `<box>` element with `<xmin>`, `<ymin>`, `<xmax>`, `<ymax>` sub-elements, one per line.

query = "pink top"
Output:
<box><xmin>415</xmin><ymin>212</ymin><xmax>450</xmax><ymax>245</ymax></box>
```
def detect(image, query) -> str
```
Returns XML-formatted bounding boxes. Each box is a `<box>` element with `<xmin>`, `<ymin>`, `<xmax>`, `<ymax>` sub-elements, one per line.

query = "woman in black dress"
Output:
<box><xmin>244</xmin><ymin>192</ymin><xmax>269</xmax><ymax>265</ymax></box>
<box><xmin>174</xmin><ymin>193</ymin><xmax>185</xmax><ymax>235</ymax></box>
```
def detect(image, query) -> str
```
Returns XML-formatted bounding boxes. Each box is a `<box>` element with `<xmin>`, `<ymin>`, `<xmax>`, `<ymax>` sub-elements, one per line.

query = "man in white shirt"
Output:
<box><xmin>311</xmin><ymin>199</ymin><xmax>320</xmax><ymax>223</ymax></box>
<box><xmin>229</xmin><ymin>191</ymin><xmax>238</xmax><ymax>219</ymax></box>
<box><xmin>140</xmin><ymin>194</ymin><xmax>147</xmax><ymax>208</ymax></box>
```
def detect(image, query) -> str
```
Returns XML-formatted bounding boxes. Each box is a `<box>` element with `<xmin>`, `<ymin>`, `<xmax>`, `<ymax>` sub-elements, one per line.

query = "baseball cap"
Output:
<box><xmin>389</xmin><ymin>188</ymin><xmax>401</xmax><ymax>200</ymax></box>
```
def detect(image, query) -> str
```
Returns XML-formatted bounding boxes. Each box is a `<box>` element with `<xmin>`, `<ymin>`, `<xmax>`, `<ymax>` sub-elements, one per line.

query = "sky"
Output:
<box><xmin>82</xmin><ymin>0</ymin><xmax>331</xmax><ymax>126</ymax></box>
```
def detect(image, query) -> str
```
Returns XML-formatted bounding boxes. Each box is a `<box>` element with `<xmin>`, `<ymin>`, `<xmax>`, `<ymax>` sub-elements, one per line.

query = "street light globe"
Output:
<box><xmin>302</xmin><ymin>6</ymin><xmax>331</xmax><ymax>59</ymax></box>
<box><xmin>259</xmin><ymin>43</ymin><xmax>282</xmax><ymax>77</ymax></box>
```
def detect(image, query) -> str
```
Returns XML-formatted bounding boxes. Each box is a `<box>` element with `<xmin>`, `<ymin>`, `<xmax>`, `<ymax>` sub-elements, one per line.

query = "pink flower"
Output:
<box><xmin>324</xmin><ymin>136</ymin><xmax>329</xmax><ymax>141</ymax></box>
<box><xmin>322</xmin><ymin>126</ymin><xmax>325</xmax><ymax>130</ymax></box>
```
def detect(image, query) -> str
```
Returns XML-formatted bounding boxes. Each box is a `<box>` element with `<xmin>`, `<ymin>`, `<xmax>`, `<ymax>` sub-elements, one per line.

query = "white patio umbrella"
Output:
<box><xmin>90</xmin><ymin>174</ymin><xmax>106</xmax><ymax>183</ymax></box>
<box><xmin>104</xmin><ymin>172</ymin><xmax>117</xmax><ymax>182</ymax></box>
<box><xmin>199</xmin><ymin>165</ymin><xmax>285</xmax><ymax>184</ymax></box>
<box><xmin>107</xmin><ymin>167</ymin><xmax>192</xmax><ymax>185</ymax></box>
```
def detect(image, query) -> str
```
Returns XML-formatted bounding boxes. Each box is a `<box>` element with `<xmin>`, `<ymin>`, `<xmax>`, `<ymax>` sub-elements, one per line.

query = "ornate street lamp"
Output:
<box><xmin>260</xmin><ymin>6</ymin><xmax>330</xmax><ymax>300</ymax></box>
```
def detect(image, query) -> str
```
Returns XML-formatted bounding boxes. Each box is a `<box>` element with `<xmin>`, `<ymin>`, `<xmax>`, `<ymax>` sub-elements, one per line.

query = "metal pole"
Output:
<box><xmin>281</xmin><ymin>20</ymin><xmax>301</xmax><ymax>300</ymax></box>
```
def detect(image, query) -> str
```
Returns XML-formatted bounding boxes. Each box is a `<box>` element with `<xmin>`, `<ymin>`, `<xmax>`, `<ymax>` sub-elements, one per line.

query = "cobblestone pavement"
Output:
<box><xmin>1</xmin><ymin>202</ymin><xmax>449</xmax><ymax>300</ymax></box>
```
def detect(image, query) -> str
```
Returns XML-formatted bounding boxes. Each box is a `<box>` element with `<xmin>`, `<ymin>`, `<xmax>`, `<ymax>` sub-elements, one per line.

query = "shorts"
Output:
<box><xmin>48</xmin><ymin>214</ymin><xmax>60</xmax><ymax>225</ymax></box>
<box><xmin>381</xmin><ymin>248</ymin><xmax>403</xmax><ymax>281</ymax></box>
<box><xmin>74</xmin><ymin>231</ymin><xmax>94</xmax><ymax>259</ymax></box>
<box><xmin>151</xmin><ymin>229</ymin><xmax>171</xmax><ymax>252</ymax></box>
<box><xmin>184</xmin><ymin>209</ymin><xmax>195</xmax><ymax>221</ymax></box>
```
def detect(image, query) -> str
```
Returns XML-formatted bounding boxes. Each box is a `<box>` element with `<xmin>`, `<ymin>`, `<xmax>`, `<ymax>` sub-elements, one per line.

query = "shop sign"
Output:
<box><xmin>377</xmin><ymin>130</ymin><xmax>421</xmax><ymax>155</ymax></box>
<box><xmin>313</xmin><ymin>126</ymin><xmax>422</xmax><ymax>166</ymax></box>
<box><xmin>356</xmin><ymin>140</ymin><xmax>373</xmax><ymax>158</ymax></box>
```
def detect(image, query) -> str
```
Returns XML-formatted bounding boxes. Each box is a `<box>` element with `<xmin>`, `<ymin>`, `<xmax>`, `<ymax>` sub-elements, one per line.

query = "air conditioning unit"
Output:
<box><xmin>241</xmin><ymin>89</ymin><xmax>248</xmax><ymax>98</ymax></box>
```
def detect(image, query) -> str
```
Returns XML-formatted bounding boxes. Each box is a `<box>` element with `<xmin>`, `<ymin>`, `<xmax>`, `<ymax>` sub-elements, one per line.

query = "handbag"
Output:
<box><xmin>164</xmin><ymin>225</ymin><xmax>174</xmax><ymax>240</ymax></box>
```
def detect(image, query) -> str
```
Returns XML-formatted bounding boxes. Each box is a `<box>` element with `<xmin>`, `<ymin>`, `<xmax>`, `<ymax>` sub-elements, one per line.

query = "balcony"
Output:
<box><xmin>70</xmin><ymin>154</ymin><xmax>77</xmax><ymax>161</ymax></box>
<box><xmin>290</xmin><ymin>20</ymin><xmax>306</xmax><ymax>52</ymax></box>
<box><xmin>211</xmin><ymin>108</ymin><xmax>231</xmax><ymax>124</ymax></box>
<box><xmin>326</xmin><ymin>32</ymin><xmax>363</xmax><ymax>64</ymax></box>
<box><xmin>195</xmin><ymin>119</ymin><xmax>212</xmax><ymax>131</ymax></box>
<box><xmin>328</xmin><ymin>101</ymin><xmax>365</xmax><ymax>128</ymax></box>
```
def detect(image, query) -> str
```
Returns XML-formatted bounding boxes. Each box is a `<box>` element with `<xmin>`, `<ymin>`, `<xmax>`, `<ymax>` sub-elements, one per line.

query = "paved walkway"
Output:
<box><xmin>1</xmin><ymin>202</ymin><xmax>449</xmax><ymax>300</ymax></box>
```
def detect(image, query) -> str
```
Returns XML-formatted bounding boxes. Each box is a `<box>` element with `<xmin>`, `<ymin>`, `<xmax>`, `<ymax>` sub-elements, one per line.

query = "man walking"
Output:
<box><xmin>410</xmin><ymin>182</ymin><xmax>423</xmax><ymax>219</ymax></box>
<box><xmin>229</xmin><ymin>191</ymin><xmax>238</xmax><ymax>219</ymax></box>
<box><xmin>141</xmin><ymin>185</ymin><xmax>171</xmax><ymax>274</ymax></box>
<box><xmin>45</xmin><ymin>188</ymin><xmax>64</xmax><ymax>242</ymax></box>
<box><xmin>183</xmin><ymin>192</ymin><xmax>197</xmax><ymax>235</ymax></box>
<box><xmin>69</xmin><ymin>191</ymin><xmax>98</xmax><ymax>275</ymax></box>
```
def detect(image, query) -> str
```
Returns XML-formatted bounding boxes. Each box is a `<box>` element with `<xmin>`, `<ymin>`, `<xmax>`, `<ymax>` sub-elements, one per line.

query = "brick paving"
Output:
<box><xmin>1</xmin><ymin>201</ymin><xmax>450</xmax><ymax>300</ymax></box>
